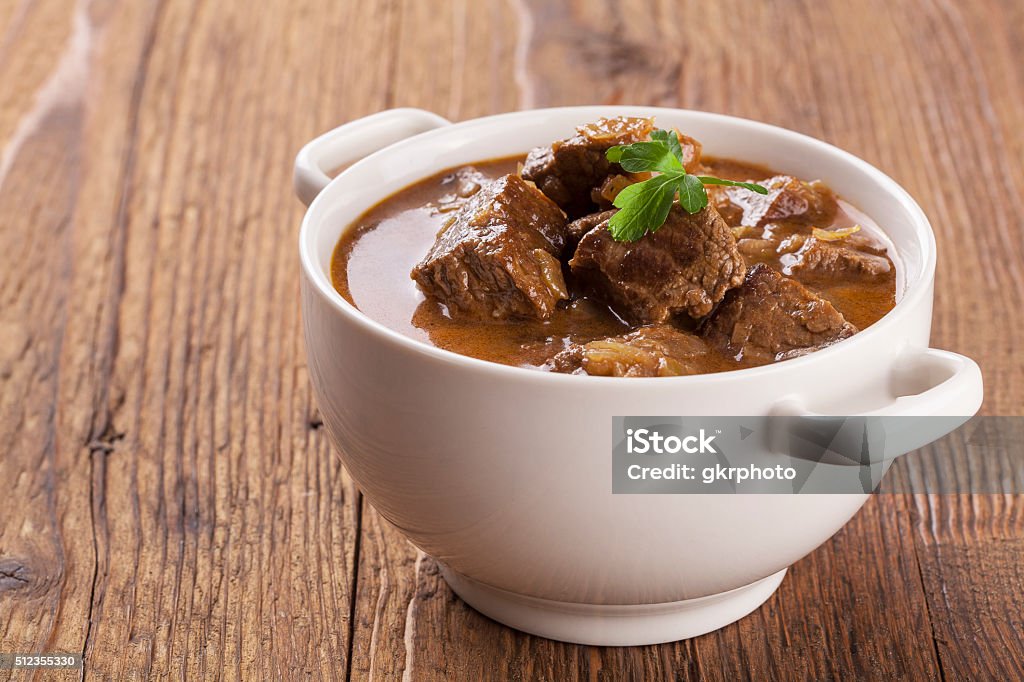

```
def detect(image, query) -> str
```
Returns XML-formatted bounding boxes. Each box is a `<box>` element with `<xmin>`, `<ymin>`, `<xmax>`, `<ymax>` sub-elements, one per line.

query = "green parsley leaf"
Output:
<box><xmin>608</xmin><ymin>174</ymin><xmax>682</xmax><ymax>241</ymax></box>
<box><xmin>614</xmin><ymin>141</ymin><xmax>683</xmax><ymax>174</ymax></box>
<box><xmin>695</xmin><ymin>176</ymin><xmax>770</xmax><ymax>195</ymax></box>
<box><xmin>607</xmin><ymin>128</ymin><xmax>684</xmax><ymax>174</ymax></box>
<box><xmin>602</xmin><ymin>124</ymin><xmax>771</xmax><ymax>241</ymax></box>
<box><xmin>649</xmin><ymin>129</ymin><xmax>684</xmax><ymax>165</ymax></box>
<box><xmin>677</xmin><ymin>174</ymin><xmax>709</xmax><ymax>213</ymax></box>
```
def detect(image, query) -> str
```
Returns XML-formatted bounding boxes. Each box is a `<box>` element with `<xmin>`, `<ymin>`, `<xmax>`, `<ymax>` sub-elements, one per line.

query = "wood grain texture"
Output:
<box><xmin>0</xmin><ymin>0</ymin><xmax>1020</xmax><ymax>679</ymax></box>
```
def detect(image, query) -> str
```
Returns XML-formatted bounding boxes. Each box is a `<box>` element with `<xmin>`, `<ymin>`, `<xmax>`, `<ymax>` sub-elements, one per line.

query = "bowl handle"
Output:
<box><xmin>771</xmin><ymin>348</ymin><xmax>984</xmax><ymax>463</ymax></box>
<box><xmin>293</xmin><ymin>108</ymin><xmax>452</xmax><ymax>206</ymax></box>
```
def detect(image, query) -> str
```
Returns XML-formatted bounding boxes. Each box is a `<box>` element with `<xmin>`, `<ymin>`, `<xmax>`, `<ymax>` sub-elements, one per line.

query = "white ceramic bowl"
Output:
<box><xmin>294</xmin><ymin>107</ymin><xmax>983</xmax><ymax>645</ymax></box>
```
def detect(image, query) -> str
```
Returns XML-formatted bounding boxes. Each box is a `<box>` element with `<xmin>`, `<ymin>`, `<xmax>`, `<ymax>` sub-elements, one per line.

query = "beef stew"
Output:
<box><xmin>331</xmin><ymin>119</ymin><xmax>897</xmax><ymax>376</ymax></box>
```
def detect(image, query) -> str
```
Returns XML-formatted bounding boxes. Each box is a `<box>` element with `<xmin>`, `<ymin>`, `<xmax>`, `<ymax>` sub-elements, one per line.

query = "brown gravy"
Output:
<box><xmin>331</xmin><ymin>156</ymin><xmax>897</xmax><ymax>372</ymax></box>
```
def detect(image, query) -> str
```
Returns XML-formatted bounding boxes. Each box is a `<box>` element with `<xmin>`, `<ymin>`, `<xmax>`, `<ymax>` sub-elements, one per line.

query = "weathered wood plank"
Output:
<box><xmin>0</xmin><ymin>0</ymin><xmax>367</xmax><ymax>678</ymax></box>
<box><xmin>912</xmin><ymin>495</ymin><xmax>1024</xmax><ymax>680</ymax></box>
<box><xmin>0</xmin><ymin>0</ymin><xmax>158</xmax><ymax>671</ymax></box>
<box><xmin>71</xmin><ymin>0</ymin><xmax>368</xmax><ymax>678</ymax></box>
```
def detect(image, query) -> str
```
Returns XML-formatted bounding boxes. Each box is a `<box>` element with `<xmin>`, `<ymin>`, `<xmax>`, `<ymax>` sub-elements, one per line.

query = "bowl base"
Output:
<box><xmin>439</xmin><ymin>565</ymin><xmax>787</xmax><ymax>646</ymax></box>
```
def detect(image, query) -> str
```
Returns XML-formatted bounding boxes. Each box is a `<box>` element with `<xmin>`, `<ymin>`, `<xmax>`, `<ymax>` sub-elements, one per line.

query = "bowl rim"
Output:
<box><xmin>298</xmin><ymin>106</ymin><xmax>936</xmax><ymax>385</ymax></box>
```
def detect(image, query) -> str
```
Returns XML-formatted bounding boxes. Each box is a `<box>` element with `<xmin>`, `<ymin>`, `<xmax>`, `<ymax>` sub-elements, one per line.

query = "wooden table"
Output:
<box><xmin>2</xmin><ymin>0</ymin><xmax>1021</xmax><ymax>678</ymax></box>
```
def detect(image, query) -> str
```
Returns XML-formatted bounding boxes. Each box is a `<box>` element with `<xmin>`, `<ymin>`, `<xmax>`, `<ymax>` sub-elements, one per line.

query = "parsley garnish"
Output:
<box><xmin>605</xmin><ymin>129</ymin><xmax>768</xmax><ymax>241</ymax></box>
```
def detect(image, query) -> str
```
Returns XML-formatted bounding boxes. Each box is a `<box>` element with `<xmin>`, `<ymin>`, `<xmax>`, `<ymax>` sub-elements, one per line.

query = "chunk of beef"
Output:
<box><xmin>566</xmin><ymin>209</ymin><xmax>616</xmax><ymax>243</ymax></box>
<box><xmin>785</xmin><ymin>236</ymin><xmax>891</xmax><ymax>282</ymax></box>
<box><xmin>522</xmin><ymin>117</ymin><xmax>654</xmax><ymax>217</ymax></box>
<box><xmin>523</xmin><ymin>118</ymin><xmax>703</xmax><ymax>218</ymax></box>
<box><xmin>552</xmin><ymin>324</ymin><xmax>712</xmax><ymax>377</ymax></box>
<box><xmin>569</xmin><ymin>206</ymin><xmax>746</xmax><ymax>322</ymax></box>
<box><xmin>718</xmin><ymin>176</ymin><xmax>838</xmax><ymax>227</ymax></box>
<box><xmin>431</xmin><ymin>166</ymin><xmax>490</xmax><ymax>213</ymax></box>
<box><xmin>525</xmin><ymin>122</ymin><xmax>707</xmax><ymax>218</ymax></box>
<box><xmin>702</xmin><ymin>264</ymin><xmax>856</xmax><ymax>362</ymax></box>
<box><xmin>412</xmin><ymin>174</ymin><xmax>569</xmax><ymax>320</ymax></box>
